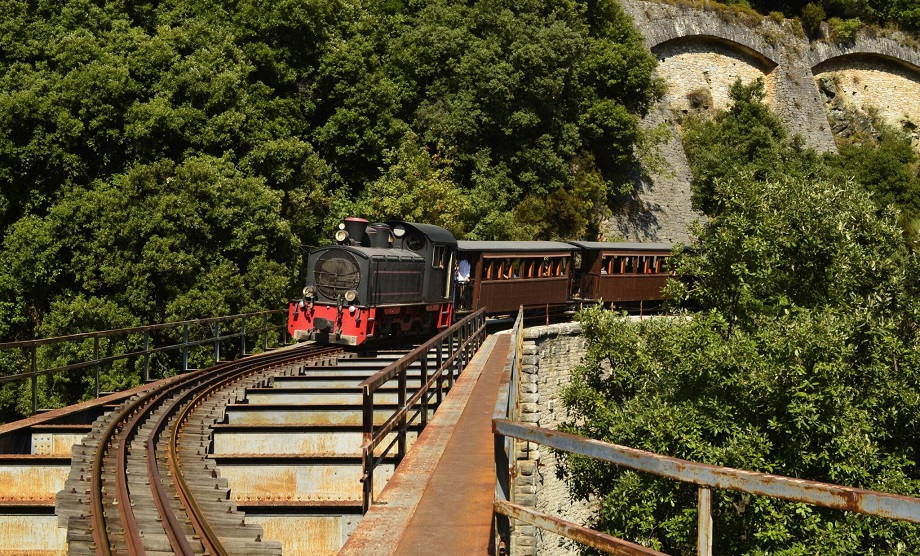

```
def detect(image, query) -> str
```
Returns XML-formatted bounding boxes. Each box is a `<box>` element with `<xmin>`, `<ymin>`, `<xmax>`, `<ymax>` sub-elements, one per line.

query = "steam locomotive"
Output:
<box><xmin>288</xmin><ymin>218</ymin><xmax>674</xmax><ymax>346</ymax></box>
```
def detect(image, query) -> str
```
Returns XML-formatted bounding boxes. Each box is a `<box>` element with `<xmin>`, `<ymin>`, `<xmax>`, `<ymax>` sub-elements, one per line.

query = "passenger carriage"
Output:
<box><xmin>569</xmin><ymin>241</ymin><xmax>674</xmax><ymax>310</ymax></box>
<box><xmin>454</xmin><ymin>241</ymin><xmax>576</xmax><ymax>316</ymax></box>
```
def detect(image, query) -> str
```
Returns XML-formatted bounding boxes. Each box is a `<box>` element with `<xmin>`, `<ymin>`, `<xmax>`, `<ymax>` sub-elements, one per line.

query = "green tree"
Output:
<box><xmin>564</xmin><ymin>305</ymin><xmax>920</xmax><ymax>555</ymax></box>
<box><xmin>356</xmin><ymin>132</ymin><xmax>467</xmax><ymax>236</ymax></box>
<box><xmin>562</xmin><ymin>70</ymin><xmax>920</xmax><ymax>555</ymax></box>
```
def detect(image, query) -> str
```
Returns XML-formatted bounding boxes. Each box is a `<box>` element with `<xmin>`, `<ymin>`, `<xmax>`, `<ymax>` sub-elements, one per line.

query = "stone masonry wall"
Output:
<box><xmin>605</xmin><ymin>0</ymin><xmax>920</xmax><ymax>244</ymax></box>
<box><xmin>510</xmin><ymin>323</ymin><xmax>589</xmax><ymax>556</ymax></box>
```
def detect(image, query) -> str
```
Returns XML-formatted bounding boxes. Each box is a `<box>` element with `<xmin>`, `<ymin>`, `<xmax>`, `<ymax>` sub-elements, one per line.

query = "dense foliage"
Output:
<box><xmin>0</xmin><ymin>0</ymin><xmax>663</xmax><ymax>418</ymax></box>
<box><xmin>560</xmin><ymin>81</ymin><xmax>920</xmax><ymax>554</ymax></box>
<box><xmin>717</xmin><ymin>0</ymin><xmax>920</xmax><ymax>33</ymax></box>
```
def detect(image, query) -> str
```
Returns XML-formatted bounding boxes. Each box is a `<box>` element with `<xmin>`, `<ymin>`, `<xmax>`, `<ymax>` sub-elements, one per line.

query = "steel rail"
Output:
<box><xmin>144</xmin><ymin>357</ymin><xmax>246</xmax><ymax>556</ymax></box>
<box><xmin>90</xmin><ymin>345</ymin><xmax>334</xmax><ymax>555</ymax></box>
<box><xmin>164</xmin><ymin>345</ymin><xmax>343</xmax><ymax>556</ymax></box>
<box><xmin>90</xmin><ymin>370</ymin><xmax>208</xmax><ymax>556</ymax></box>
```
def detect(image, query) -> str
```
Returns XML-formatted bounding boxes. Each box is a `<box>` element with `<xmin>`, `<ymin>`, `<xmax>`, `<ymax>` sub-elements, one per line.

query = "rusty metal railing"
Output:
<box><xmin>491</xmin><ymin>315</ymin><xmax>920</xmax><ymax>555</ymax></box>
<box><xmin>0</xmin><ymin>309</ymin><xmax>289</xmax><ymax>415</ymax></box>
<box><xmin>358</xmin><ymin>309</ymin><xmax>487</xmax><ymax>513</ymax></box>
<box><xmin>492</xmin><ymin>307</ymin><xmax>524</xmax><ymax>554</ymax></box>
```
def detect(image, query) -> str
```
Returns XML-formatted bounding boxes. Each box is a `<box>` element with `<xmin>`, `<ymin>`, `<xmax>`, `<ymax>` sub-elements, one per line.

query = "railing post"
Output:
<box><xmin>263</xmin><ymin>313</ymin><xmax>269</xmax><ymax>352</ymax></box>
<box><xmin>447</xmin><ymin>331</ymin><xmax>456</xmax><ymax>389</ymax></box>
<box><xmin>94</xmin><ymin>337</ymin><xmax>100</xmax><ymax>398</ymax></box>
<box><xmin>182</xmin><ymin>323</ymin><xmax>189</xmax><ymax>373</ymax></box>
<box><xmin>240</xmin><ymin>316</ymin><xmax>247</xmax><ymax>357</ymax></box>
<box><xmin>698</xmin><ymin>486</ymin><xmax>713</xmax><ymax>556</ymax></box>
<box><xmin>494</xmin><ymin>428</ymin><xmax>512</xmax><ymax>553</ymax></box>
<box><xmin>30</xmin><ymin>346</ymin><xmax>37</xmax><ymax>415</ymax></box>
<box><xmin>435</xmin><ymin>339</ymin><xmax>443</xmax><ymax>406</ymax></box>
<box><xmin>398</xmin><ymin>368</ymin><xmax>407</xmax><ymax>462</ymax></box>
<box><xmin>213</xmin><ymin>321</ymin><xmax>220</xmax><ymax>363</ymax></box>
<box><xmin>361</xmin><ymin>387</ymin><xmax>374</xmax><ymax>513</ymax></box>
<box><xmin>142</xmin><ymin>331</ymin><xmax>150</xmax><ymax>382</ymax></box>
<box><xmin>421</xmin><ymin>355</ymin><xmax>429</xmax><ymax>429</ymax></box>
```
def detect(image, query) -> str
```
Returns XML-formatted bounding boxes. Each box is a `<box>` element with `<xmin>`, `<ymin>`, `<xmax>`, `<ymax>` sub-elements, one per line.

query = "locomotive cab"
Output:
<box><xmin>289</xmin><ymin>219</ymin><xmax>457</xmax><ymax>346</ymax></box>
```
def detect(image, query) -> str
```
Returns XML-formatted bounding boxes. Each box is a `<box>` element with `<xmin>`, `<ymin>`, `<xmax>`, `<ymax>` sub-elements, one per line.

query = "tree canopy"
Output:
<box><xmin>561</xmin><ymin>80</ymin><xmax>920</xmax><ymax>554</ymax></box>
<box><xmin>0</xmin><ymin>0</ymin><xmax>663</xmax><ymax>418</ymax></box>
<box><xmin>719</xmin><ymin>0</ymin><xmax>920</xmax><ymax>33</ymax></box>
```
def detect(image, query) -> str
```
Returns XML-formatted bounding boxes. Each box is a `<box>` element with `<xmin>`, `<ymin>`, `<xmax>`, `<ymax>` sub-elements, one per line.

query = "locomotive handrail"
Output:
<box><xmin>0</xmin><ymin>309</ymin><xmax>289</xmax><ymax>416</ymax></box>
<box><xmin>359</xmin><ymin>309</ymin><xmax>487</xmax><ymax>512</ymax></box>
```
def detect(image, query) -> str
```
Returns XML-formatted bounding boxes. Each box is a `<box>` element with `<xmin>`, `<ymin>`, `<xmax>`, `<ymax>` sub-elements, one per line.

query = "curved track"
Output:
<box><xmin>56</xmin><ymin>344</ymin><xmax>342</xmax><ymax>555</ymax></box>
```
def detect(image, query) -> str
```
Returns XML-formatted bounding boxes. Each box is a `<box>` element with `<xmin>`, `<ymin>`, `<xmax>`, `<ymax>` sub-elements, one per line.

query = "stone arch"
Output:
<box><xmin>812</xmin><ymin>51</ymin><xmax>920</xmax><ymax>142</ymax></box>
<box><xmin>645</xmin><ymin>19</ymin><xmax>780</xmax><ymax>67</ymax></box>
<box><xmin>652</xmin><ymin>35</ymin><xmax>779</xmax><ymax>116</ymax></box>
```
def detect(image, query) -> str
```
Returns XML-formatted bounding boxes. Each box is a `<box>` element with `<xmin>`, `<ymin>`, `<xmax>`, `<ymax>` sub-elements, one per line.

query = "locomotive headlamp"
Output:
<box><xmin>393</xmin><ymin>225</ymin><xmax>406</xmax><ymax>238</ymax></box>
<box><xmin>344</xmin><ymin>289</ymin><xmax>357</xmax><ymax>302</ymax></box>
<box><xmin>338</xmin><ymin>222</ymin><xmax>346</xmax><ymax>230</ymax></box>
<box><xmin>334</xmin><ymin>229</ymin><xmax>349</xmax><ymax>243</ymax></box>
<box><xmin>303</xmin><ymin>285</ymin><xmax>315</xmax><ymax>298</ymax></box>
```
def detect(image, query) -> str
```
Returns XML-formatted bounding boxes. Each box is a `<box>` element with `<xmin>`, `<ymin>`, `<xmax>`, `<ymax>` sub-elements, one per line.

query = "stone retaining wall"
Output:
<box><xmin>606</xmin><ymin>0</ymin><xmax>920</xmax><ymax>244</ymax></box>
<box><xmin>510</xmin><ymin>322</ymin><xmax>589</xmax><ymax>556</ymax></box>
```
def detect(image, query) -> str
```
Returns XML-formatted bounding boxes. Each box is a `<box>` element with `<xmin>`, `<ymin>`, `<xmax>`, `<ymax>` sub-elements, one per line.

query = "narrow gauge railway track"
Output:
<box><xmin>57</xmin><ymin>344</ymin><xmax>342</xmax><ymax>556</ymax></box>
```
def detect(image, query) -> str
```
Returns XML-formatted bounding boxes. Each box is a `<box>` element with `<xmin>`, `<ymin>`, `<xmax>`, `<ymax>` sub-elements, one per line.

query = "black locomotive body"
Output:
<box><xmin>288</xmin><ymin>218</ymin><xmax>456</xmax><ymax>346</ymax></box>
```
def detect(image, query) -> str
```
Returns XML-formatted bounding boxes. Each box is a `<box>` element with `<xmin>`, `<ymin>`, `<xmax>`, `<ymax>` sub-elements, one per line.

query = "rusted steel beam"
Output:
<box><xmin>494</xmin><ymin>419</ymin><xmax>920</xmax><ymax>524</ymax></box>
<box><xmin>0</xmin><ymin>456</ymin><xmax>70</xmax><ymax>504</ymax></box>
<box><xmin>494</xmin><ymin>500</ymin><xmax>668</xmax><ymax>556</ymax></box>
<box><xmin>0</xmin><ymin>514</ymin><xmax>67</xmax><ymax>556</ymax></box>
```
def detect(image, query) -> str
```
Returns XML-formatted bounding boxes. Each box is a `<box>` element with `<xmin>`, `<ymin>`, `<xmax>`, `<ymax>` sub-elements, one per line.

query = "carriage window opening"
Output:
<box><xmin>600</xmin><ymin>257</ymin><xmax>609</xmax><ymax>275</ymax></box>
<box><xmin>624</xmin><ymin>257</ymin><xmax>633</xmax><ymax>273</ymax></box>
<box><xmin>432</xmin><ymin>245</ymin><xmax>445</xmax><ymax>269</ymax></box>
<box><xmin>524</xmin><ymin>259</ymin><xmax>535</xmax><ymax>278</ymax></box>
<box><xmin>560</xmin><ymin>258</ymin><xmax>567</xmax><ymax>274</ymax></box>
<box><xmin>485</xmin><ymin>260</ymin><xmax>495</xmax><ymax>280</ymax></box>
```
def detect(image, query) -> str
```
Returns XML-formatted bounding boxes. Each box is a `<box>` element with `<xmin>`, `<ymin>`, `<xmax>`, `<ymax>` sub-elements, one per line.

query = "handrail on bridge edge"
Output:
<box><xmin>358</xmin><ymin>308</ymin><xmax>487</xmax><ymax>514</ymax></box>
<box><xmin>491</xmin><ymin>308</ymin><xmax>920</xmax><ymax>556</ymax></box>
<box><xmin>0</xmin><ymin>309</ymin><xmax>290</xmax><ymax>416</ymax></box>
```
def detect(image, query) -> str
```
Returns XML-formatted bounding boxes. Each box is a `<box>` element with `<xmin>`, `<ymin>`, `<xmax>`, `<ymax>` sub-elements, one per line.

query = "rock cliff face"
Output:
<box><xmin>609</xmin><ymin>0</ymin><xmax>920</xmax><ymax>243</ymax></box>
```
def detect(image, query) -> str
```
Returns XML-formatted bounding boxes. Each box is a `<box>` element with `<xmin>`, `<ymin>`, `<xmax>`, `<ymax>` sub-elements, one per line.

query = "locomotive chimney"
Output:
<box><xmin>344</xmin><ymin>217</ymin><xmax>369</xmax><ymax>246</ymax></box>
<box><xmin>371</xmin><ymin>224</ymin><xmax>392</xmax><ymax>248</ymax></box>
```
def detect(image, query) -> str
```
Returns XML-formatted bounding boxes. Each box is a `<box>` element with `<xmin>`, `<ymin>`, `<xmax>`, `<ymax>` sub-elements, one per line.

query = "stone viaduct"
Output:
<box><xmin>610</xmin><ymin>0</ymin><xmax>920</xmax><ymax>244</ymax></box>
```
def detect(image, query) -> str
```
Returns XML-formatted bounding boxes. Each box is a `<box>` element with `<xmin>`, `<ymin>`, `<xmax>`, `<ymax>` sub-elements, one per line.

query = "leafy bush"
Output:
<box><xmin>562</xmin><ymin>69</ymin><xmax>920</xmax><ymax>555</ymax></box>
<box><xmin>563</xmin><ymin>305</ymin><xmax>920</xmax><ymax>555</ymax></box>
<box><xmin>800</xmin><ymin>2</ymin><xmax>827</xmax><ymax>36</ymax></box>
<box><xmin>828</xmin><ymin>17</ymin><xmax>862</xmax><ymax>41</ymax></box>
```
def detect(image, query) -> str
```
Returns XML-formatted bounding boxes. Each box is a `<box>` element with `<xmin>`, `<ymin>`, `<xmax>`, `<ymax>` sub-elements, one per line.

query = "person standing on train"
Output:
<box><xmin>455</xmin><ymin>258</ymin><xmax>471</xmax><ymax>309</ymax></box>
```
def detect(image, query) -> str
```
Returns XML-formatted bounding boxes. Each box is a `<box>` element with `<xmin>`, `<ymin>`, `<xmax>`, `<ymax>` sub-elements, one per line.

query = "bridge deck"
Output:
<box><xmin>340</xmin><ymin>333</ymin><xmax>510</xmax><ymax>556</ymax></box>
